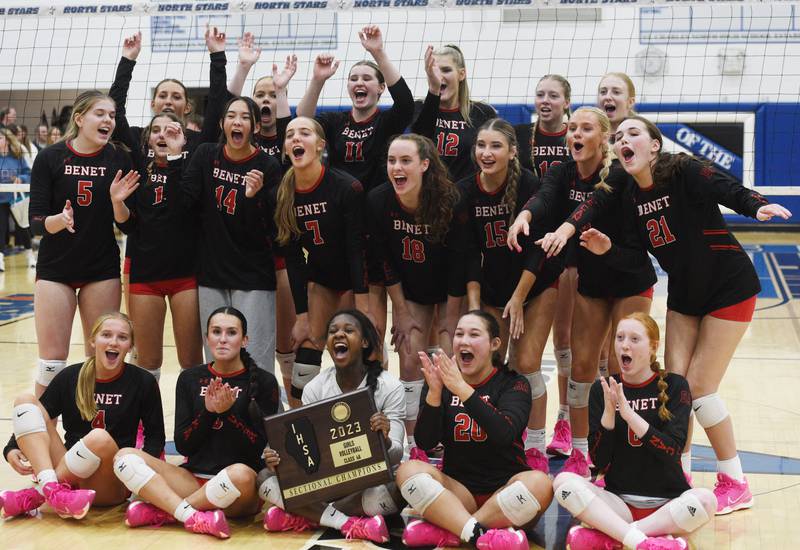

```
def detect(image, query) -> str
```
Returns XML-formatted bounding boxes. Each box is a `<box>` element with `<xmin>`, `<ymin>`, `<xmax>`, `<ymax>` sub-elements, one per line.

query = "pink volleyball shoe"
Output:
<box><xmin>402</xmin><ymin>519</ymin><xmax>461</xmax><ymax>547</ymax></box>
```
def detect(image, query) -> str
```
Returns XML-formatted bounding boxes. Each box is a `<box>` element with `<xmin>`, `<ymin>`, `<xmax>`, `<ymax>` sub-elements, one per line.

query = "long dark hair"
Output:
<box><xmin>622</xmin><ymin>115</ymin><xmax>695</xmax><ymax>189</ymax></box>
<box><xmin>462</xmin><ymin>309</ymin><xmax>506</xmax><ymax>370</ymax></box>
<box><xmin>206</xmin><ymin>307</ymin><xmax>264</xmax><ymax>429</ymax></box>
<box><xmin>327</xmin><ymin>309</ymin><xmax>383</xmax><ymax>394</ymax></box>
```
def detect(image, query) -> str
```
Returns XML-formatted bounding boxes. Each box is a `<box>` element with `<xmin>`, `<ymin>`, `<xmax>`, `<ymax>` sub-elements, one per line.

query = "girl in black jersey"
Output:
<box><xmin>460</xmin><ymin>118</ymin><xmax>562</xmax><ymax>475</ymax></box>
<box><xmin>181</xmin><ymin>97</ymin><xmax>281</xmax><ymax>377</ymax></box>
<box><xmin>367</xmin><ymin>134</ymin><xmax>466</xmax><ymax>440</ymax></box>
<box><xmin>29</xmin><ymin>91</ymin><xmax>138</xmax><ymax>398</ymax></box>
<box><xmin>514</xmin><ymin>74</ymin><xmax>576</xmax><ymax>458</ymax></box>
<box><xmin>112</xmin><ymin>307</ymin><xmax>280</xmax><ymax>539</ymax></box>
<box><xmin>260</xmin><ymin>310</ymin><xmax>406</xmax><ymax>543</ymax></box>
<box><xmin>111</xmin><ymin>113</ymin><xmax>203</xmax><ymax>382</ymax></box>
<box><xmin>2</xmin><ymin>313</ymin><xmax>164</xmax><ymax>520</ymax></box>
<box><xmin>396</xmin><ymin>310</ymin><xmax>552</xmax><ymax>550</ymax></box>
<box><xmin>411</xmin><ymin>44</ymin><xmax>497</xmax><ymax>182</ymax></box>
<box><xmin>273</xmin><ymin>116</ymin><xmax>369</xmax><ymax>403</ymax></box>
<box><xmin>506</xmin><ymin>108</ymin><xmax>656</xmax><ymax>478</ymax></box>
<box><xmin>568</xmin><ymin>116</ymin><xmax>791</xmax><ymax>515</ymax></box>
<box><xmin>251</xmin><ymin>56</ymin><xmax>302</xmax><ymax>405</ymax></box>
<box><xmin>297</xmin><ymin>26</ymin><xmax>414</xmax><ymax>350</ymax></box>
<box><xmin>554</xmin><ymin>313</ymin><xmax>716</xmax><ymax>550</ymax></box>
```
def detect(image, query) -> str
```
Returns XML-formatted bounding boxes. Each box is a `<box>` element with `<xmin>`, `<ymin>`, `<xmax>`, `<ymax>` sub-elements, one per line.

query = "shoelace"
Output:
<box><xmin>17</xmin><ymin>491</ymin><xmax>42</xmax><ymax>514</ymax></box>
<box><xmin>641</xmin><ymin>539</ymin><xmax>679</xmax><ymax>550</ymax></box>
<box><xmin>189</xmin><ymin>512</ymin><xmax>215</xmax><ymax>534</ymax></box>
<box><xmin>45</xmin><ymin>483</ymin><xmax>74</xmax><ymax>506</ymax></box>
<box><xmin>284</xmin><ymin>513</ymin><xmax>312</xmax><ymax>532</ymax></box>
<box><xmin>555</xmin><ymin>422</ymin><xmax>571</xmax><ymax>440</ymax></box>
<box><xmin>343</xmin><ymin>518</ymin><xmax>370</xmax><ymax>540</ymax></box>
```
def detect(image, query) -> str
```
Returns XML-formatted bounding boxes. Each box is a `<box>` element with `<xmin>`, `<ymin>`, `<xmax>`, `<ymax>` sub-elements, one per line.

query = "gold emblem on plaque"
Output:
<box><xmin>331</xmin><ymin>401</ymin><xmax>351</xmax><ymax>423</ymax></box>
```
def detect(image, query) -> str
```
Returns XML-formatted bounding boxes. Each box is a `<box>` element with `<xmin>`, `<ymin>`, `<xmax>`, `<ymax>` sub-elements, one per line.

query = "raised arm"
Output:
<box><xmin>227</xmin><ymin>31</ymin><xmax>261</xmax><ymax>97</ymax></box>
<box><xmin>296</xmin><ymin>54</ymin><xmax>340</xmax><ymax>118</ymax></box>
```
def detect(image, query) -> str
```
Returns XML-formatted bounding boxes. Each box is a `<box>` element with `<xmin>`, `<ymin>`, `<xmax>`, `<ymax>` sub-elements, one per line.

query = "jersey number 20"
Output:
<box><xmin>454</xmin><ymin>412</ymin><xmax>487</xmax><ymax>442</ymax></box>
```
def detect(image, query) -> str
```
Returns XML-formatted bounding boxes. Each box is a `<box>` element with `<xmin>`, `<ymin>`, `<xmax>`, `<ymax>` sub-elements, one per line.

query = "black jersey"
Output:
<box><xmin>318</xmin><ymin>78</ymin><xmax>414</xmax><ymax>190</ymax></box>
<box><xmin>514</xmin><ymin>123</ymin><xmax>570</xmax><ymax>178</ymax></box>
<box><xmin>524</xmin><ymin>161</ymin><xmax>656</xmax><ymax>298</ymax></box>
<box><xmin>3</xmin><ymin>363</ymin><xmax>165</xmax><ymax>461</ymax></box>
<box><xmin>30</xmin><ymin>141</ymin><xmax>132</xmax><ymax>283</ymax></box>
<box><xmin>174</xmin><ymin>363</ymin><xmax>280</xmax><ymax>476</ymax></box>
<box><xmin>274</xmin><ymin>167</ymin><xmax>368</xmax><ymax>314</ymax></box>
<box><xmin>122</xmin><ymin>158</ymin><xmax>196</xmax><ymax>283</ymax></box>
<box><xmin>108</xmin><ymin>54</ymin><xmax>228</xmax><ymax>160</ymax></box>
<box><xmin>458</xmin><ymin>169</ymin><xmax>563</xmax><ymax>308</ymax></box>
<box><xmin>571</xmin><ymin>159</ymin><xmax>767</xmax><ymax>315</ymax></box>
<box><xmin>366</xmin><ymin>182</ymin><xmax>467</xmax><ymax>305</ymax></box>
<box><xmin>412</xmin><ymin>93</ymin><xmax>497</xmax><ymax>182</ymax></box>
<box><xmin>256</xmin><ymin>116</ymin><xmax>291</xmax><ymax>167</ymax></box>
<box><xmin>416</xmin><ymin>368</ymin><xmax>531</xmax><ymax>495</ymax></box>
<box><xmin>181</xmin><ymin>143</ymin><xmax>281</xmax><ymax>290</ymax></box>
<box><xmin>589</xmin><ymin>373</ymin><xmax>692</xmax><ymax>499</ymax></box>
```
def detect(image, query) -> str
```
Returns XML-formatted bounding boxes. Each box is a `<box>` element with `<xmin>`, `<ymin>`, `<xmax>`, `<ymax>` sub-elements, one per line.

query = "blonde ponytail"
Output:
<box><xmin>275</xmin><ymin>168</ymin><xmax>301</xmax><ymax>245</ymax></box>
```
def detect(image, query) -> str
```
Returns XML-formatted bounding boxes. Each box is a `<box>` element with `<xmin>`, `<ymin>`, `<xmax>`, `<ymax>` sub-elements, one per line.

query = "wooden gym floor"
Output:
<box><xmin>1</xmin><ymin>231</ymin><xmax>799</xmax><ymax>549</ymax></box>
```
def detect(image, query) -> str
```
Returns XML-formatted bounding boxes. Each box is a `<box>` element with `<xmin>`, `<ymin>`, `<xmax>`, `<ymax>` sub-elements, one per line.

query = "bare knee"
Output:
<box><xmin>83</xmin><ymin>428</ymin><xmax>119</xmax><ymax>457</ymax></box>
<box><xmin>13</xmin><ymin>393</ymin><xmax>39</xmax><ymax>407</ymax></box>
<box><xmin>225</xmin><ymin>463</ymin><xmax>256</xmax><ymax>489</ymax></box>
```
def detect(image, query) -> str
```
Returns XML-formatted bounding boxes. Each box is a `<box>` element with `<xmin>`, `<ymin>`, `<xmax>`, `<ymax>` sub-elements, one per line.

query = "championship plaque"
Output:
<box><xmin>263</xmin><ymin>387</ymin><xmax>393</xmax><ymax>511</ymax></box>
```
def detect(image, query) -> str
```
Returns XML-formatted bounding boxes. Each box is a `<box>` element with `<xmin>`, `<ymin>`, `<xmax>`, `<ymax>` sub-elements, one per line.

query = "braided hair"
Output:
<box><xmin>570</xmin><ymin>107</ymin><xmax>614</xmax><ymax>193</ymax></box>
<box><xmin>475</xmin><ymin>118</ymin><xmax>522</xmax><ymax>225</ymax></box>
<box><xmin>327</xmin><ymin>310</ymin><xmax>383</xmax><ymax>394</ymax></box>
<box><xmin>622</xmin><ymin>312</ymin><xmax>672</xmax><ymax>421</ymax></box>
<box><xmin>205</xmin><ymin>307</ymin><xmax>265</xmax><ymax>429</ymax></box>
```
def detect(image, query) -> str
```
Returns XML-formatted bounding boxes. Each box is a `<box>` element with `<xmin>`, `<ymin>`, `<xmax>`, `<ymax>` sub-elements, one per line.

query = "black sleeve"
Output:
<box><xmin>414</xmin><ymin>384</ymin><xmax>443</xmax><ymax>451</ymax></box>
<box><xmin>343</xmin><ymin>180</ymin><xmax>368</xmax><ymax>294</ymax></box>
<box><xmin>383</xmin><ymin>78</ymin><xmax>415</xmax><ymax>134</ymax></box>
<box><xmin>29</xmin><ymin>151</ymin><xmax>53</xmax><ymax>235</ymax></box>
<box><xmin>196</xmin><ymin>51</ymin><xmax>229</xmax><ymax>146</ymax></box>
<box><xmin>462</xmin><ymin>375</ymin><xmax>531</xmax><ymax>446</ymax></box>
<box><xmin>140</xmin><ymin>375</ymin><xmax>166</xmax><ymax>458</ymax></box>
<box><xmin>471</xmin><ymin>102</ymin><xmax>497</xmax><ymax>127</ymax></box>
<box><xmin>276</xmin><ymin>116</ymin><xmax>291</xmax><ymax>151</ymax></box>
<box><xmin>458</xmin><ymin>181</ymin><xmax>482</xmax><ymax>285</ymax></box>
<box><xmin>446</xmin><ymin>205</ymin><xmax>468</xmax><ymax>298</ymax></box>
<box><xmin>410</xmin><ymin>93</ymin><xmax>440</xmax><ymax>140</ymax></box>
<box><xmin>523</xmin><ymin>163</ymin><xmax>567</xmax><ymax>222</ymax></box>
<box><xmin>366</xmin><ymin>189</ymin><xmax>400</xmax><ymax>286</ymax></box>
<box><xmin>109</xmin><ymin>57</ymin><xmax>135</xmax><ymax>142</ymax></box>
<box><xmin>281</xmin><ymin>238</ymin><xmax>309</xmax><ymax>314</ymax></box>
<box><xmin>173</xmin><ymin>371</ymin><xmax>217</xmax><ymax>457</ymax></box>
<box><xmin>640</xmin><ymin>376</ymin><xmax>692</xmax><ymax>463</ymax></box>
<box><xmin>682</xmin><ymin>159</ymin><xmax>768</xmax><ymax>217</ymax></box>
<box><xmin>588</xmin><ymin>380</ymin><xmax>614</xmax><ymax>471</ymax></box>
<box><xmin>178</xmin><ymin>144</ymin><xmax>208</xmax><ymax>211</ymax></box>
<box><xmin>565</xmin><ymin>167</ymin><xmax>628</xmax><ymax>230</ymax></box>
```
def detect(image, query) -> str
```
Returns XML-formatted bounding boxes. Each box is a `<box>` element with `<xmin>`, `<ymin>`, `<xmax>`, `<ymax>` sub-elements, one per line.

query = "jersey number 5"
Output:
<box><xmin>214</xmin><ymin>186</ymin><xmax>238</xmax><ymax>215</ymax></box>
<box><xmin>454</xmin><ymin>412</ymin><xmax>487</xmax><ymax>442</ymax></box>
<box><xmin>77</xmin><ymin>180</ymin><xmax>93</xmax><ymax>206</ymax></box>
<box><xmin>646</xmin><ymin>215</ymin><xmax>676</xmax><ymax>248</ymax></box>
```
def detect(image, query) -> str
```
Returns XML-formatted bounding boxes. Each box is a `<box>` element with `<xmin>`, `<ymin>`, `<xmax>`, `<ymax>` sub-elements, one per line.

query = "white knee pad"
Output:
<box><xmin>400</xmin><ymin>472</ymin><xmax>444</xmax><ymax>514</ymax></box>
<box><xmin>555</xmin><ymin>476</ymin><xmax>596</xmax><ymax>515</ymax></box>
<box><xmin>113</xmin><ymin>453</ymin><xmax>156</xmax><ymax>494</ymax></box>
<box><xmin>36</xmin><ymin>359</ymin><xmax>67</xmax><ymax>387</ymax></box>
<box><xmin>205</xmin><ymin>469</ymin><xmax>242</xmax><ymax>508</ymax></box>
<box><xmin>12</xmin><ymin>403</ymin><xmax>46</xmax><ymax>438</ymax></box>
<box><xmin>404</xmin><ymin>380</ymin><xmax>424</xmax><ymax>421</ymax></box>
<box><xmin>64</xmin><ymin>438</ymin><xmax>102</xmax><ymax>479</ymax></box>
<box><xmin>361</xmin><ymin>484</ymin><xmax>399</xmax><ymax>516</ymax></box>
<box><xmin>257</xmin><ymin>470</ymin><xmax>284</xmax><ymax>508</ymax></box>
<box><xmin>291</xmin><ymin>348</ymin><xmax>322</xmax><ymax>398</ymax></box>
<box><xmin>567</xmin><ymin>378</ymin><xmax>592</xmax><ymax>408</ymax></box>
<box><xmin>276</xmin><ymin>351</ymin><xmax>295</xmax><ymax>380</ymax></box>
<box><xmin>497</xmin><ymin>480</ymin><xmax>541</xmax><ymax>526</ymax></box>
<box><xmin>555</xmin><ymin>349</ymin><xmax>572</xmax><ymax>378</ymax></box>
<box><xmin>525</xmin><ymin>372</ymin><xmax>546</xmax><ymax>400</ymax></box>
<box><xmin>693</xmin><ymin>393</ymin><xmax>729</xmax><ymax>429</ymax></box>
<box><xmin>668</xmin><ymin>492</ymin><xmax>710</xmax><ymax>532</ymax></box>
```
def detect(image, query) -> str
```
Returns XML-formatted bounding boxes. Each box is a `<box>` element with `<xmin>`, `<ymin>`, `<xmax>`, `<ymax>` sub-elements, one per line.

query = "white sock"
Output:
<box><xmin>173</xmin><ymin>499</ymin><xmax>197</xmax><ymax>522</ymax></box>
<box><xmin>320</xmin><ymin>504</ymin><xmax>349</xmax><ymax>530</ymax></box>
<box><xmin>148</xmin><ymin>368</ymin><xmax>161</xmax><ymax>384</ymax></box>
<box><xmin>681</xmin><ymin>451</ymin><xmax>692</xmax><ymax>474</ymax></box>
<box><xmin>460</xmin><ymin>517</ymin><xmax>478</xmax><ymax>543</ymax></box>
<box><xmin>407</xmin><ymin>435</ymin><xmax>416</xmax><ymax>447</ymax></box>
<box><xmin>718</xmin><ymin>456</ymin><xmax>745</xmax><ymax>482</ymax></box>
<box><xmin>622</xmin><ymin>527</ymin><xmax>647</xmax><ymax>549</ymax></box>
<box><xmin>525</xmin><ymin>428</ymin><xmax>546</xmax><ymax>454</ymax></box>
<box><xmin>557</xmin><ymin>405</ymin><xmax>569</xmax><ymax>422</ymax></box>
<box><xmin>36</xmin><ymin>468</ymin><xmax>58</xmax><ymax>494</ymax></box>
<box><xmin>573</xmin><ymin>437</ymin><xmax>589</xmax><ymax>457</ymax></box>
<box><xmin>598</xmin><ymin>358</ymin><xmax>609</xmax><ymax>378</ymax></box>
